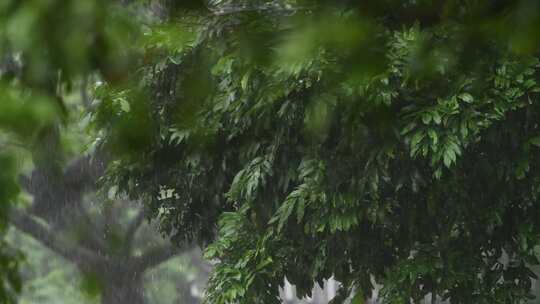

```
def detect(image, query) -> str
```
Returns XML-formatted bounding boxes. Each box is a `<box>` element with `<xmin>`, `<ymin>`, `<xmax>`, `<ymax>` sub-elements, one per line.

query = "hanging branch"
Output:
<box><xmin>123</xmin><ymin>207</ymin><xmax>147</xmax><ymax>255</ymax></box>
<box><xmin>204</xmin><ymin>1</ymin><xmax>311</xmax><ymax>15</ymax></box>
<box><xmin>10</xmin><ymin>209</ymin><xmax>104</xmax><ymax>270</ymax></box>
<box><xmin>132</xmin><ymin>242</ymin><xmax>194</xmax><ymax>272</ymax></box>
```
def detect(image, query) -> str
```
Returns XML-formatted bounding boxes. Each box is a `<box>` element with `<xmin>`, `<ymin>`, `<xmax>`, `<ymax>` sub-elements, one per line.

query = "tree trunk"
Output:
<box><xmin>176</xmin><ymin>282</ymin><xmax>199</xmax><ymax>304</ymax></box>
<box><xmin>100</xmin><ymin>272</ymin><xmax>145</xmax><ymax>304</ymax></box>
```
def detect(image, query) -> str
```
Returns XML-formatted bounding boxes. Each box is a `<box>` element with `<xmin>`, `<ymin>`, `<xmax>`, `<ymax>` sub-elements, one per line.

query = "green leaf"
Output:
<box><xmin>241</xmin><ymin>71</ymin><xmax>251</xmax><ymax>91</ymax></box>
<box><xmin>351</xmin><ymin>290</ymin><xmax>364</xmax><ymax>304</ymax></box>
<box><xmin>443</xmin><ymin>149</ymin><xmax>454</xmax><ymax>168</ymax></box>
<box><xmin>458</xmin><ymin>93</ymin><xmax>474</xmax><ymax>103</ymax></box>
<box><xmin>530</xmin><ymin>136</ymin><xmax>540</xmax><ymax>147</ymax></box>
<box><xmin>422</xmin><ymin>112</ymin><xmax>431</xmax><ymax>124</ymax></box>
<box><xmin>401</xmin><ymin>122</ymin><xmax>417</xmax><ymax>135</ymax></box>
<box><xmin>296</xmin><ymin>198</ymin><xmax>306</xmax><ymax>223</ymax></box>
<box><xmin>118</xmin><ymin>98</ymin><xmax>130</xmax><ymax>112</ymax></box>
<box><xmin>428</xmin><ymin>129</ymin><xmax>438</xmax><ymax>145</ymax></box>
<box><xmin>432</xmin><ymin>111</ymin><xmax>442</xmax><ymax>124</ymax></box>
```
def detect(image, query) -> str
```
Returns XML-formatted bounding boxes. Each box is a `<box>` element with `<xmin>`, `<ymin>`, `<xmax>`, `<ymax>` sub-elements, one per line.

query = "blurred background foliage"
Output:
<box><xmin>2</xmin><ymin>0</ymin><xmax>540</xmax><ymax>303</ymax></box>
<box><xmin>7</xmin><ymin>228</ymin><xmax>208</xmax><ymax>304</ymax></box>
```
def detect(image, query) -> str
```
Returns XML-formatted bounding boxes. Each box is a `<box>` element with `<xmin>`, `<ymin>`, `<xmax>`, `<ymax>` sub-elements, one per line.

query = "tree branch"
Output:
<box><xmin>124</xmin><ymin>208</ymin><xmax>146</xmax><ymax>252</ymax></box>
<box><xmin>80</xmin><ymin>75</ymin><xmax>92</xmax><ymax>109</ymax></box>
<box><xmin>205</xmin><ymin>2</ymin><xmax>311</xmax><ymax>16</ymax></box>
<box><xmin>10</xmin><ymin>209</ymin><xmax>105</xmax><ymax>270</ymax></box>
<box><xmin>132</xmin><ymin>242</ymin><xmax>193</xmax><ymax>272</ymax></box>
<box><xmin>73</xmin><ymin>208</ymin><xmax>108</xmax><ymax>253</ymax></box>
<box><xmin>63</xmin><ymin>152</ymin><xmax>106</xmax><ymax>192</ymax></box>
<box><xmin>22</xmin><ymin>149</ymin><xmax>107</xmax><ymax>228</ymax></box>
<box><xmin>20</xmin><ymin>153</ymin><xmax>108</xmax><ymax>252</ymax></box>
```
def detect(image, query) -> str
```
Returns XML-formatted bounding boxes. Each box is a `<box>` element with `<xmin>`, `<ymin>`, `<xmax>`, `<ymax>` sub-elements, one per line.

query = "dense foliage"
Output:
<box><xmin>0</xmin><ymin>154</ymin><xmax>21</xmax><ymax>303</ymax></box>
<box><xmin>4</xmin><ymin>0</ymin><xmax>540</xmax><ymax>303</ymax></box>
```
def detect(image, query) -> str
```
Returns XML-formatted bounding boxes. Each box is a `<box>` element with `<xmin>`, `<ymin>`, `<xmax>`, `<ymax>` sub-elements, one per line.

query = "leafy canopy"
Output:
<box><xmin>90</xmin><ymin>1</ymin><xmax>540</xmax><ymax>303</ymax></box>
